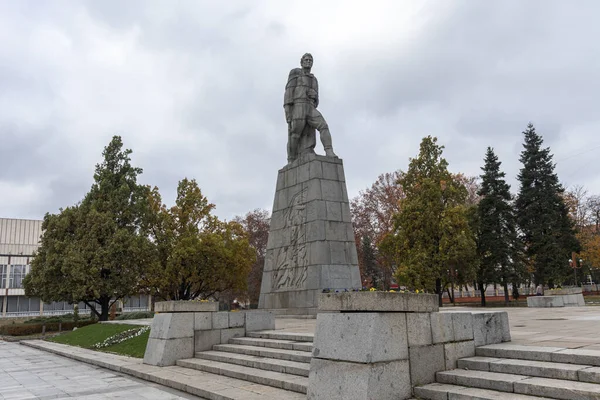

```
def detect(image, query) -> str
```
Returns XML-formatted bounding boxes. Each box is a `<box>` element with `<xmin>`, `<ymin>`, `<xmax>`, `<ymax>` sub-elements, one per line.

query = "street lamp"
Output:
<box><xmin>570</xmin><ymin>258</ymin><xmax>584</xmax><ymax>286</ymax></box>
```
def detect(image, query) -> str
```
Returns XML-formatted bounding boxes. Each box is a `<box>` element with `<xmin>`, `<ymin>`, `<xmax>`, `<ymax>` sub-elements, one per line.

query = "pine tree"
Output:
<box><xmin>477</xmin><ymin>147</ymin><xmax>524</xmax><ymax>305</ymax></box>
<box><xmin>515</xmin><ymin>123</ymin><xmax>579</xmax><ymax>286</ymax></box>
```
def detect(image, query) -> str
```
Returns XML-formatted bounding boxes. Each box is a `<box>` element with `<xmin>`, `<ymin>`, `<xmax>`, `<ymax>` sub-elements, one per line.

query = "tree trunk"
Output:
<box><xmin>99</xmin><ymin>295</ymin><xmax>110</xmax><ymax>321</ymax></box>
<box><xmin>479</xmin><ymin>281</ymin><xmax>486</xmax><ymax>307</ymax></box>
<box><xmin>436</xmin><ymin>278</ymin><xmax>443</xmax><ymax>307</ymax></box>
<box><xmin>446</xmin><ymin>287</ymin><xmax>454</xmax><ymax>304</ymax></box>
<box><xmin>503</xmin><ymin>280</ymin><xmax>509</xmax><ymax>305</ymax></box>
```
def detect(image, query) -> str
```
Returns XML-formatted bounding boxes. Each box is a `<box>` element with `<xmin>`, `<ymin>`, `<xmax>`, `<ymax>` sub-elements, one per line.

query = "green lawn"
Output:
<box><xmin>49</xmin><ymin>323</ymin><xmax>149</xmax><ymax>358</ymax></box>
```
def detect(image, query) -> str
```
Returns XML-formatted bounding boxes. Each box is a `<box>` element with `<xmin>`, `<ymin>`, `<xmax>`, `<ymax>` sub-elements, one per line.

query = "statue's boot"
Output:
<box><xmin>324</xmin><ymin>147</ymin><xmax>337</xmax><ymax>157</ymax></box>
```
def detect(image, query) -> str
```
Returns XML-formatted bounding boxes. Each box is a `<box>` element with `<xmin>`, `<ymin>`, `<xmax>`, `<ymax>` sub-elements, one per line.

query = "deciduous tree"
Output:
<box><xmin>381</xmin><ymin>136</ymin><xmax>477</xmax><ymax>305</ymax></box>
<box><xmin>24</xmin><ymin>136</ymin><xmax>154</xmax><ymax>321</ymax></box>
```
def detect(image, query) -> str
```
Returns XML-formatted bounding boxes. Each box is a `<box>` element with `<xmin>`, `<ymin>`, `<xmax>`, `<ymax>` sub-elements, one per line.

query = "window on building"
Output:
<box><xmin>7</xmin><ymin>296</ymin><xmax>18</xmax><ymax>312</ymax></box>
<box><xmin>9</xmin><ymin>265</ymin><xmax>26</xmax><ymax>288</ymax></box>
<box><xmin>0</xmin><ymin>265</ymin><xmax>6</xmax><ymax>289</ymax></box>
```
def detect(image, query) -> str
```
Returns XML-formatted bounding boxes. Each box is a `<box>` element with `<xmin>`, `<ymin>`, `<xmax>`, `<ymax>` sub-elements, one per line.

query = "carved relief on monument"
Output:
<box><xmin>272</xmin><ymin>187</ymin><xmax>309</xmax><ymax>291</ymax></box>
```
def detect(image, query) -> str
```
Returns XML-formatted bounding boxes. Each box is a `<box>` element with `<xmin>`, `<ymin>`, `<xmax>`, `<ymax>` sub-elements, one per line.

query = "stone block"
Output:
<box><xmin>149</xmin><ymin>313</ymin><xmax>194</xmax><ymax>339</ymax></box>
<box><xmin>276</xmin><ymin>170</ymin><xmax>285</xmax><ymax>191</ymax></box>
<box><xmin>306</xmin><ymin>220</ymin><xmax>326</xmax><ymax>242</ymax></box>
<box><xmin>325</xmin><ymin>221</ymin><xmax>348</xmax><ymax>241</ymax></box>
<box><xmin>154</xmin><ymin>301</ymin><xmax>218</xmax><ymax>313</ymax></box>
<box><xmin>527</xmin><ymin>295</ymin><xmax>564</xmax><ymax>307</ymax></box>
<box><xmin>312</xmin><ymin>312</ymin><xmax>408</xmax><ymax>363</ymax></box>
<box><xmin>194</xmin><ymin>312</ymin><xmax>212</xmax><ymax>331</ymax></box>
<box><xmin>194</xmin><ymin>329</ymin><xmax>221</xmax><ymax>352</ymax></box>
<box><xmin>309</xmin><ymin>161</ymin><xmax>323</xmax><ymax>179</ymax></box>
<box><xmin>306</xmin><ymin>179</ymin><xmax>322</xmax><ymax>202</ymax></box>
<box><xmin>143</xmin><ymin>337</ymin><xmax>194</xmax><ymax>366</ymax></box>
<box><xmin>228</xmin><ymin>312</ymin><xmax>245</xmax><ymax>328</ymax></box>
<box><xmin>310</xmin><ymin>241</ymin><xmax>331</xmax><ymax>264</ymax></box>
<box><xmin>321</xmin><ymin>161</ymin><xmax>338</xmax><ymax>180</ymax></box>
<box><xmin>321</xmin><ymin>265</ymin><xmax>360</xmax><ymax>289</ymax></box>
<box><xmin>318</xmin><ymin>292</ymin><xmax>439</xmax><ymax>312</ymax></box>
<box><xmin>220</xmin><ymin>327</ymin><xmax>245</xmax><ymax>343</ymax></box>
<box><xmin>212</xmin><ymin>312</ymin><xmax>229</xmax><ymax>330</ymax></box>
<box><xmin>451</xmin><ymin>312</ymin><xmax>474</xmax><ymax>341</ymax></box>
<box><xmin>407</xmin><ymin>313</ymin><xmax>433</xmax><ymax>347</ymax></box>
<box><xmin>307</xmin><ymin>358</ymin><xmax>411</xmax><ymax>400</ymax></box>
<box><xmin>321</xmin><ymin>180</ymin><xmax>343</xmax><ymax>202</ymax></box>
<box><xmin>444</xmin><ymin>340</ymin><xmax>475</xmax><ymax>370</ymax></box>
<box><xmin>430</xmin><ymin>312</ymin><xmax>454</xmax><ymax>344</ymax></box>
<box><xmin>269</xmin><ymin>210</ymin><xmax>286</xmax><ymax>230</ymax></box>
<box><xmin>325</xmin><ymin>201</ymin><xmax>342</xmax><ymax>221</ymax></box>
<box><xmin>337</xmin><ymin>164</ymin><xmax>346</xmax><ymax>182</ymax></box>
<box><xmin>409</xmin><ymin>344</ymin><xmax>445</xmax><ymax>386</ymax></box>
<box><xmin>341</xmin><ymin>203</ymin><xmax>352</xmax><ymax>222</ymax></box>
<box><xmin>245</xmin><ymin>311</ymin><xmax>275</xmax><ymax>332</ymax></box>
<box><xmin>306</xmin><ymin>200</ymin><xmax>327</xmax><ymax>222</ymax></box>
<box><xmin>285</xmin><ymin>167</ymin><xmax>297</xmax><ymax>188</ymax></box>
<box><xmin>346</xmin><ymin>242</ymin><xmax>359</xmax><ymax>265</ymax></box>
<box><xmin>472</xmin><ymin>312</ymin><xmax>510</xmax><ymax>347</ymax></box>
<box><xmin>330</xmin><ymin>241</ymin><xmax>347</xmax><ymax>264</ymax></box>
<box><xmin>297</xmin><ymin>162</ymin><xmax>310</xmax><ymax>183</ymax></box>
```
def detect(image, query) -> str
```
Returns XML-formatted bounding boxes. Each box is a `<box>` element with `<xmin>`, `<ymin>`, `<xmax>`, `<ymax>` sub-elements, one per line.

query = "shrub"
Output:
<box><xmin>0</xmin><ymin>320</ymin><xmax>95</xmax><ymax>336</ymax></box>
<box><xmin>115</xmin><ymin>311</ymin><xmax>154</xmax><ymax>320</ymax></box>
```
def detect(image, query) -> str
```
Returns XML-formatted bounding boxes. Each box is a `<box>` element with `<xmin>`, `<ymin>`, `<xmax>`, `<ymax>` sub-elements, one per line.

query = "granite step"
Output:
<box><xmin>195</xmin><ymin>350</ymin><xmax>310</xmax><ymax>377</ymax></box>
<box><xmin>436</xmin><ymin>369</ymin><xmax>600</xmax><ymax>399</ymax></box>
<box><xmin>229</xmin><ymin>337</ymin><xmax>313</xmax><ymax>352</ymax></box>
<box><xmin>459</xmin><ymin>356</ymin><xmax>600</xmax><ymax>383</ymax></box>
<box><xmin>248</xmin><ymin>330</ymin><xmax>314</xmax><ymax>342</ymax></box>
<box><xmin>415</xmin><ymin>383</ymin><xmax>554</xmax><ymax>400</ymax></box>
<box><xmin>211</xmin><ymin>344</ymin><xmax>312</xmax><ymax>363</ymax></box>
<box><xmin>476</xmin><ymin>343</ymin><xmax>600</xmax><ymax>366</ymax></box>
<box><xmin>176</xmin><ymin>358</ymin><xmax>308</xmax><ymax>394</ymax></box>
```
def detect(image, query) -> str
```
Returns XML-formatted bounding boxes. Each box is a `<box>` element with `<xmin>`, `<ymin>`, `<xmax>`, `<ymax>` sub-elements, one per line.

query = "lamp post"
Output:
<box><xmin>570</xmin><ymin>257</ymin><xmax>584</xmax><ymax>286</ymax></box>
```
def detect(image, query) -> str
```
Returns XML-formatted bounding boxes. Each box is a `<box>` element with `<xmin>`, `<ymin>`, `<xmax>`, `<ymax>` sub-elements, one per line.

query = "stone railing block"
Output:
<box><xmin>212</xmin><ymin>311</ymin><xmax>229</xmax><ymax>330</ymax></box>
<box><xmin>317</xmin><ymin>292</ymin><xmax>439</xmax><ymax>312</ymax></box>
<box><xmin>154</xmin><ymin>301</ymin><xmax>218</xmax><ymax>313</ymax></box>
<box><xmin>194</xmin><ymin>329</ymin><xmax>221</xmax><ymax>352</ymax></box>
<box><xmin>194</xmin><ymin>312</ymin><xmax>212</xmax><ymax>331</ymax></box>
<box><xmin>409</xmin><ymin>344</ymin><xmax>445</xmax><ymax>387</ymax></box>
<box><xmin>407</xmin><ymin>313</ymin><xmax>433</xmax><ymax>347</ymax></box>
<box><xmin>245</xmin><ymin>311</ymin><xmax>275</xmax><ymax>332</ymax></box>
<box><xmin>312</xmin><ymin>312</ymin><xmax>408</xmax><ymax>363</ymax></box>
<box><xmin>472</xmin><ymin>311</ymin><xmax>511</xmax><ymax>346</ymax></box>
<box><xmin>229</xmin><ymin>311</ymin><xmax>245</xmax><ymax>328</ymax></box>
<box><xmin>451</xmin><ymin>312</ymin><xmax>474</xmax><ymax>341</ymax></box>
<box><xmin>221</xmin><ymin>327</ymin><xmax>245</xmax><ymax>343</ymax></box>
<box><xmin>148</xmin><ymin>313</ymin><xmax>193</xmax><ymax>340</ymax></box>
<box><xmin>143</xmin><ymin>337</ymin><xmax>194</xmax><ymax>367</ymax></box>
<box><xmin>430</xmin><ymin>312</ymin><xmax>454</xmax><ymax>344</ymax></box>
<box><xmin>308</xmin><ymin>358</ymin><xmax>411</xmax><ymax>400</ymax></box>
<box><xmin>443</xmin><ymin>340</ymin><xmax>475</xmax><ymax>369</ymax></box>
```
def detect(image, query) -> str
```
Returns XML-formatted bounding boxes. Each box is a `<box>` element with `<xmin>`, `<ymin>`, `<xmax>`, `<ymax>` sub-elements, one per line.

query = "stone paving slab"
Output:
<box><xmin>0</xmin><ymin>341</ymin><xmax>196</xmax><ymax>400</ymax></box>
<box><xmin>19</xmin><ymin>340</ymin><xmax>305</xmax><ymax>399</ymax></box>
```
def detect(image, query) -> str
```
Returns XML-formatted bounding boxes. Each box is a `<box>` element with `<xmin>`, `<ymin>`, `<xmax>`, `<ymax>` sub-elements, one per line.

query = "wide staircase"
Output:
<box><xmin>416</xmin><ymin>343</ymin><xmax>600</xmax><ymax>400</ymax></box>
<box><xmin>176</xmin><ymin>330</ymin><xmax>312</xmax><ymax>399</ymax></box>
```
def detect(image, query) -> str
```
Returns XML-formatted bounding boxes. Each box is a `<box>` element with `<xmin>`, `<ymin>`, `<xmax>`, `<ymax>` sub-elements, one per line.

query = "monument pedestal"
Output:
<box><xmin>258</xmin><ymin>154</ymin><xmax>361</xmax><ymax>313</ymax></box>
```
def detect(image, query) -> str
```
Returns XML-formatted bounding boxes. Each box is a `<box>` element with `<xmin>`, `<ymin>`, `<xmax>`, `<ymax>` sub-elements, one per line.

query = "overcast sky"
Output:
<box><xmin>2</xmin><ymin>0</ymin><xmax>600</xmax><ymax>221</ymax></box>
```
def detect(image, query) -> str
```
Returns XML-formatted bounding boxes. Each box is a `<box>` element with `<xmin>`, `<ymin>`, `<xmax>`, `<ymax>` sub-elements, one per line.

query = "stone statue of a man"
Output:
<box><xmin>284</xmin><ymin>53</ymin><xmax>337</xmax><ymax>163</ymax></box>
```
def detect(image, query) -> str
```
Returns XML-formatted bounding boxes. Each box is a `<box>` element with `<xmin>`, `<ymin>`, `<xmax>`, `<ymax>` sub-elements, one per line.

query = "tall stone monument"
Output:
<box><xmin>258</xmin><ymin>53</ymin><xmax>361</xmax><ymax>314</ymax></box>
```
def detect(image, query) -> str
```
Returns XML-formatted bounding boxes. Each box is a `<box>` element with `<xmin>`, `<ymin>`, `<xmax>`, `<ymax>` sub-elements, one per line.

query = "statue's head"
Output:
<box><xmin>300</xmin><ymin>53</ymin><xmax>313</xmax><ymax>69</ymax></box>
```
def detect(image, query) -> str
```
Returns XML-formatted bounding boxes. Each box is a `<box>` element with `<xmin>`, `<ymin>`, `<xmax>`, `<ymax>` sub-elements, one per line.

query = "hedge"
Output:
<box><xmin>0</xmin><ymin>320</ymin><xmax>96</xmax><ymax>336</ymax></box>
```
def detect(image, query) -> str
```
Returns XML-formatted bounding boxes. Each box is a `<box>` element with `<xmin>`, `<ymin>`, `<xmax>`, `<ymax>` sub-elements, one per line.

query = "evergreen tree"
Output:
<box><xmin>360</xmin><ymin>235</ymin><xmax>380</xmax><ymax>289</ymax></box>
<box><xmin>381</xmin><ymin>136</ymin><xmax>477</xmax><ymax>306</ymax></box>
<box><xmin>477</xmin><ymin>148</ymin><xmax>524</xmax><ymax>306</ymax></box>
<box><xmin>515</xmin><ymin>123</ymin><xmax>579</xmax><ymax>286</ymax></box>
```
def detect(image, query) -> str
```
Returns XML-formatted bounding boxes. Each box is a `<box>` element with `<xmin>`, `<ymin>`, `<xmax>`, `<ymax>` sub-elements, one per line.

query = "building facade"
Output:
<box><xmin>0</xmin><ymin>218</ymin><xmax>149</xmax><ymax>318</ymax></box>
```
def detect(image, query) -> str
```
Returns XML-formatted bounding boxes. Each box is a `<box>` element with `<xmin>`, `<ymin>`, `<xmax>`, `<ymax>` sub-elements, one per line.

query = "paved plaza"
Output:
<box><xmin>0</xmin><ymin>342</ymin><xmax>197</xmax><ymax>400</ymax></box>
<box><xmin>2</xmin><ymin>305</ymin><xmax>600</xmax><ymax>399</ymax></box>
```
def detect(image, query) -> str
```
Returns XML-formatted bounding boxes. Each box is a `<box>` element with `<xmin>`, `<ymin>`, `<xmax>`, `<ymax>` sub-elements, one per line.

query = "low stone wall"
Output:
<box><xmin>307</xmin><ymin>293</ymin><xmax>511</xmax><ymax>400</ymax></box>
<box><xmin>143</xmin><ymin>301</ymin><xmax>274</xmax><ymax>366</ymax></box>
<box><xmin>527</xmin><ymin>293</ymin><xmax>585</xmax><ymax>307</ymax></box>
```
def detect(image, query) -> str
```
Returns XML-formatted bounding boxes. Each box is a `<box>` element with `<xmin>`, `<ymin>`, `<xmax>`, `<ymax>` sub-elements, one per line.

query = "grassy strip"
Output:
<box><xmin>101</xmin><ymin>328</ymin><xmax>150</xmax><ymax>358</ymax></box>
<box><xmin>49</xmin><ymin>323</ymin><xmax>140</xmax><ymax>349</ymax></box>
